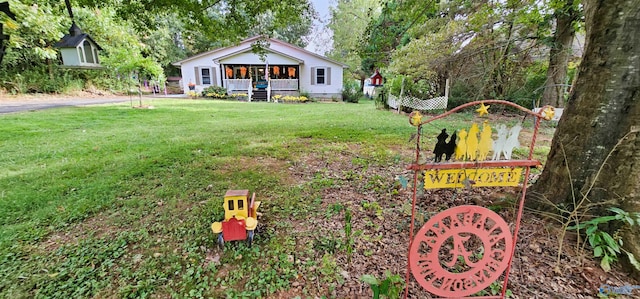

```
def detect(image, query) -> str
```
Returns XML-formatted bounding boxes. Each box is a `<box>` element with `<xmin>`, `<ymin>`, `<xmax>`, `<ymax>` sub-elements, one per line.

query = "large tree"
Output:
<box><xmin>327</xmin><ymin>0</ymin><xmax>380</xmax><ymax>85</ymax></box>
<box><xmin>539</xmin><ymin>0</ymin><xmax>581</xmax><ymax>108</ymax></box>
<box><xmin>531</xmin><ymin>0</ymin><xmax>639</xmax><ymax>273</ymax></box>
<box><xmin>0</xmin><ymin>0</ymin><xmax>313</xmax><ymax>93</ymax></box>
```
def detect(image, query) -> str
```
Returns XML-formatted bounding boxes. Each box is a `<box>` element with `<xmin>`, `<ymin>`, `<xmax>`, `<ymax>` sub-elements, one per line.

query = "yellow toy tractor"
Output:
<box><xmin>211</xmin><ymin>190</ymin><xmax>260</xmax><ymax>248</ymax></box>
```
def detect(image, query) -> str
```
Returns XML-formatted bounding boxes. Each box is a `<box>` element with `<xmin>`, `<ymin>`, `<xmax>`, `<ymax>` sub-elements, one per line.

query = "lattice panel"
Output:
<box><xmin>388</xmin><ymin>94</ymin><xmax>448</xmax><ymax>110</ymax></box>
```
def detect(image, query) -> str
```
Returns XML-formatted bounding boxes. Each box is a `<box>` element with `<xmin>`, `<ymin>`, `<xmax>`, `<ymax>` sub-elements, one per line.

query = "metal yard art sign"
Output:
<box><xmin>403</xmin><ymin>100</ymin><xmax>554</xmax><ymax>298</ymax></box>
<box><xmin>424</xmin><ymin>168</ymin><xmax>523</xmax><ymax>188</ymax></box>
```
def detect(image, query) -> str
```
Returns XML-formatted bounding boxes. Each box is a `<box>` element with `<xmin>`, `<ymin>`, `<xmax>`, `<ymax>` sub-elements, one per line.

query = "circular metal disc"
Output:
<box><xmin>409</xmin><ymin>205</ymin><xmax>513</xmax><ymax>297</ymax></box>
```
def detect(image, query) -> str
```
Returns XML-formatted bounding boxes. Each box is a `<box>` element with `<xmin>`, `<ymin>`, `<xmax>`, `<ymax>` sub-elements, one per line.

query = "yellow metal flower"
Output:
<box><xmin>409</xmin><ymin>111</ymin><xmax>423</xmax><ymax>126</ymax></box>
<box><xmin>476</xmin><ymin>103</ymin><xmax>490</xmax><ymax>116</ymax></box>
<box><xmin>542</xmin><ymin>106</ymin><xmax>556</xmax><ymax>120</ymax></box>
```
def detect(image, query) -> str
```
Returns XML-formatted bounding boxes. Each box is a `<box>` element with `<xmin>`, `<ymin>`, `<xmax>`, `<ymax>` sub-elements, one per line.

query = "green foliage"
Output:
<box><xmin>328</xmin><ymin>0</ymin><xmax>380</xmax><ymax>80</ymax></box>
<box><xmin>1</xmin><ymin>4</ymin><xmax>165</xmax><ymax>94</ymax></box>
<box><xmin>35</xmin><ymin>233</ymin><xmax>134</xmax><ymax>298</ymax></box>
<box><xmin>569</xmin><ymin>207</ymin><xmax>640</xmax><ymax>272</ymax></box>
<box><xmin>386</xmin><ymin>75</ymin><xmax>438</xmax><ymax>100</ymax></box>
<box><xmin>373</xmin><ymin>85</ymin><xmax>389</xmax><ymax>109</ymax></box>
<box><xmin>313</xmin><ymin>233</ymin><xmax>341</xmax><ymax>254</ymax></box>
<box><xmin>76</xmin><ymin>0</ymin><xmax>314</xmax><ymax>51</ymax></box>
<box><xmin>347</xmin><ymin>0</ymin><xmax>583</xmax><ymax>108</ymax></box>
<box><xmin>342</xmin><ymin>79</ymin><xmax>364</xmax><ymax>103</ymax></box>
<box><xmin>475</xmin><ymin>281</ymin><xmax>514</xmax><ymax>298</ymax></box>
<box><xmin>359</xmin><ymin>0</ymin><xmax>414</xmax><ymax>72</ymax></box>
<box><xmin>1</xmin><ymin>1</ymin><xmax>314</xmax><ymax>94</ymax></box>
<box><xmin>201</xmin><ymin>86</ymin><xmax>228</xmax><ymax>98</ymax></box>
<box><xmin>360</xmin><ymin>271</ymin><xmax>404</xmax><ymax>299</ymax></box>
<box><xmin>2</xmin><ymin>1</ymin><xmax>66</xmax><ymax>67</ymax></box>
<box><xmin>344</xmin><ymin>208</ymin><xmax>353</xmax><ymax>263</ymax></box>
<box><xmin>361</xmin><ymin>200</ymin><xmax>384</xmax><ymax>219</ymax></box>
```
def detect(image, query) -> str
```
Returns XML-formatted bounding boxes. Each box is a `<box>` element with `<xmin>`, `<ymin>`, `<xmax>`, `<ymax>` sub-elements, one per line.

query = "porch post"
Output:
<box><xmin>267</xmin><ymin>80</ymin><xmax>271</xmax><ymax>102</ymax></box>
<box><xmin>221</xmin><ymin>63</ymin><xmax>225</xmax><ymax>88</ymax></box>
<box><xmin>297</xmin><ymin>65</ymin><xmax>300</xmax><ymax>92</ymax></box>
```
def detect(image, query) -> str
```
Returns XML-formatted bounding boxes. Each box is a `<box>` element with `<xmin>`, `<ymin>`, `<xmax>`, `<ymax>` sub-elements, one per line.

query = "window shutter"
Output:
<box><xmin>326</xmin><ymin>67</ymin><xmax>331</xmax><ymax>85</ymax></box>
<box><xmin>194</xmin><ymin>67</ymin><xmax>201</xmax><ymax>85</ymax></box>
<box><xmin>311</xmin><ymin>67</ymin><xmax>316</xmax><ymax>85</ymax></box>
<box><xmin>211</xmin><ymin>68</ymin><xmax>217</xmax><ymax>86</ymax></box>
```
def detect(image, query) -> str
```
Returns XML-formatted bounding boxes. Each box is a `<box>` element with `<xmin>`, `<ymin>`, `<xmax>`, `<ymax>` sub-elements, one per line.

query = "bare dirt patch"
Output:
<box><xmin>267</xmin><ymin>143</ymin><xmax>639</xmax><ymax>298</ymax></box>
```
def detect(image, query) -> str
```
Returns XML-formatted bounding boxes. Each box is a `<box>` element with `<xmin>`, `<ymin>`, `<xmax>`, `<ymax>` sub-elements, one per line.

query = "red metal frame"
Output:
<box><xmin>403</xmin><ymin>100</ymin><xmax>552</xmax><ymax>298</ymax></box>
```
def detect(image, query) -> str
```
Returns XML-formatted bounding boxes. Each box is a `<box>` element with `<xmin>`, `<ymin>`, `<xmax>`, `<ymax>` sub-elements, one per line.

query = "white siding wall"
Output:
<box><xmin>269</xmin><ymin>42</ymin><xmax>344</xmax><ymax>100</ymax></box>
<box><xmin>180</xmin><ymin>57</ymin><xmax>219</xmax><ymax>93</ymax></box>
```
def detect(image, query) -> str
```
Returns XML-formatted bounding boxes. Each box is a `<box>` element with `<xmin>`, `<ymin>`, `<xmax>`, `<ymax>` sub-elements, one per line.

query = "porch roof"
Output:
<box><xmin>214</xmin><ymin>47</ymin><xmax>304</xmax><ymax>65</ymax></box>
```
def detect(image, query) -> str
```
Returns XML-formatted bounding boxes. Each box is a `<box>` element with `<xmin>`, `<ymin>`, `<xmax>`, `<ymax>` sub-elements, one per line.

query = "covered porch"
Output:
<box><xmin>220</xmin><ymin>64</ymin><xmax>300</xmax><ymax>94</ymax></box>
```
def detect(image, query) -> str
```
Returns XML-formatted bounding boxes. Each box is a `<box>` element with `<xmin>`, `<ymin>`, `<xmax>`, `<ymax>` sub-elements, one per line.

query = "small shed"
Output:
<box><xmin>370</xmin><ymin>70</ymin><xmax>383</xmax><ymax>86</ymax></box>
<box><xmin>55</xmin><ymin>23</ymin><xmax>102</xmax><ymax>68</ymax></box>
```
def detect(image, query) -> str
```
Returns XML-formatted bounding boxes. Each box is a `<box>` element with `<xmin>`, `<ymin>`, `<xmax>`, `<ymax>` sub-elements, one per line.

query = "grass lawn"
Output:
<box><xmin>0</xmin><ymin>99</ymin><xmax>554</xmax><ymax>298</ymax></box>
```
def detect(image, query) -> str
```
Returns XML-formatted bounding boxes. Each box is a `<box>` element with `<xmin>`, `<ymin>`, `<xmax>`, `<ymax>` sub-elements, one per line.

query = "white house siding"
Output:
<box><xmin>179</xmin><ymin>57</ymin><xmax>219</xmax><ymax>93</ymax></box>
<box><xmin>267</xmin><ymin>41</ymin><xmax>343</xmax><ymax>100</ymax></box>
<box><xmin>174</xmin><ymin>36</ymin><xmax>346</xmax><ymax>99</ymax></box>
<box><xmin>300</xmin><ymin>64</ymin><xmax>344</xmax><ymax>100</ymax></box>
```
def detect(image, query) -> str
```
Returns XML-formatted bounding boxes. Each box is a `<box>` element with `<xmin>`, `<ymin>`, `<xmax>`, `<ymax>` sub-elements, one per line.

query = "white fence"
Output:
<box><xmin>387</xmin><ymin>94</ymin><xmax>448</xmax><ymax>111</ymax></box>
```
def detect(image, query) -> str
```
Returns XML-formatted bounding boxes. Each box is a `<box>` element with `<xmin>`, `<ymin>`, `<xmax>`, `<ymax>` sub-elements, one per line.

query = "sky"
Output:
<box><xmin>305</xmin><ymin>0</ymin><xmax>334</xmax><ymax>55</ymax></box>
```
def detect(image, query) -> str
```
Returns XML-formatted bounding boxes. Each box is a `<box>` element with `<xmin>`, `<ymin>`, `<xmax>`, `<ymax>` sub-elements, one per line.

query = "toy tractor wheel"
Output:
<box><xmin>247</xmin><ymin>230</ymin><xmax>254</xmax><ymax>247</ymax></box>
<box><xmin>217</xmin><ymin>233</ymin><xmax>224</xmax><ymax>249</ymax></box>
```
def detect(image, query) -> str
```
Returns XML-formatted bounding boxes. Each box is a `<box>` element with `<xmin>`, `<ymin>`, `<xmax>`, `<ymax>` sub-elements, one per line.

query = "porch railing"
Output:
<box><xmin>270</xmin><ymin>79</ymin><xmax>298</xmax><ymax>91</ymax></box>
<box><xmin>225</xmin><ymin>79</ymin><xmax>251</xmax><ymax>92</ymax></box>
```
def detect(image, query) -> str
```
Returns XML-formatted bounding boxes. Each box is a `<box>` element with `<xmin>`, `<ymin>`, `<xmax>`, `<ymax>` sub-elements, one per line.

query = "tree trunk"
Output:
<box><xmin>530</xmin><ymin>0</ymin><xmax>640</xmax><ymax>274</ymax></box>
<box><xmin>540</xmin><ymin>0</ymin><xmax>578</xmax><ymax>108</ymax></box>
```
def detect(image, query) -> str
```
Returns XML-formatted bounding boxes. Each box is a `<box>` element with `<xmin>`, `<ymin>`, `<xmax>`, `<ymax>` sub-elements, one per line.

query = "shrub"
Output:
<box><xmin>201</xmin><ymin>86</ymin><xmax>228</xmax><ymax>99</ymax></box>
<box><xmin>229</xmin><ymin>93</ymin><xmax>248</xmax><ymax>101</ymax></box>
<box><xmin>374</xmin><ymin>85</ymin><xmax>389</xmax><ymax>109</ymax></box>
<box><xmin>299</xmin><ymin>90</ymin><xmax>311</xmax><ymax>99</ymax></box>
<box><xmin>342</xmin><ymin>80</ymin><xmax>363</xmax><ymax>103</ymax></box>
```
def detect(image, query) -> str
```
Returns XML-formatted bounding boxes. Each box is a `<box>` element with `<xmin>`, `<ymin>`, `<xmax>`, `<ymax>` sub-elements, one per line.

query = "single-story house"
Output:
<box><xmin>172</xmin><ymin>36</ymin><xmax>347</xmax><ymax>100</ymax></box>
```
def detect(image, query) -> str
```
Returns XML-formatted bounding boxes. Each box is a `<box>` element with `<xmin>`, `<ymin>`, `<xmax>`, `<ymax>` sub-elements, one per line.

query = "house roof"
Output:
<box><xmin>54</xmin><ymin>23</ymin><xmax>103</xmax><ymax>50</ymax></box>
<box><xmin>172</xmin><ymin>35</ymin><xmax>348</xmax><ymax>68</ymax></box>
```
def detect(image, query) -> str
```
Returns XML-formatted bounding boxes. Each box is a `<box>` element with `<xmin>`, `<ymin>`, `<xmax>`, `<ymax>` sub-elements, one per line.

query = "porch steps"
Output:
<box><xmin>252</xmin><ymin>90</ymin><xmax>268</xmax><ymax>101</ymax></box>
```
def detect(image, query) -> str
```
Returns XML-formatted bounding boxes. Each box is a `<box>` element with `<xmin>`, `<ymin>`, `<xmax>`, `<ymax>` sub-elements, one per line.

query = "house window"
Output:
<box><xmin>316</xmin><ymin>68</ymin><xmax>325</xmax><ymax>85</ymax></box>
<box><xmin>311</xmin><ymin>67</ymin><xmax>331</xmax><ymax>85</ymax></box>
<box><xmin>201</xmin><ymin>68</ymin><xmax>211</xmax><ymax>85</ymax></box>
